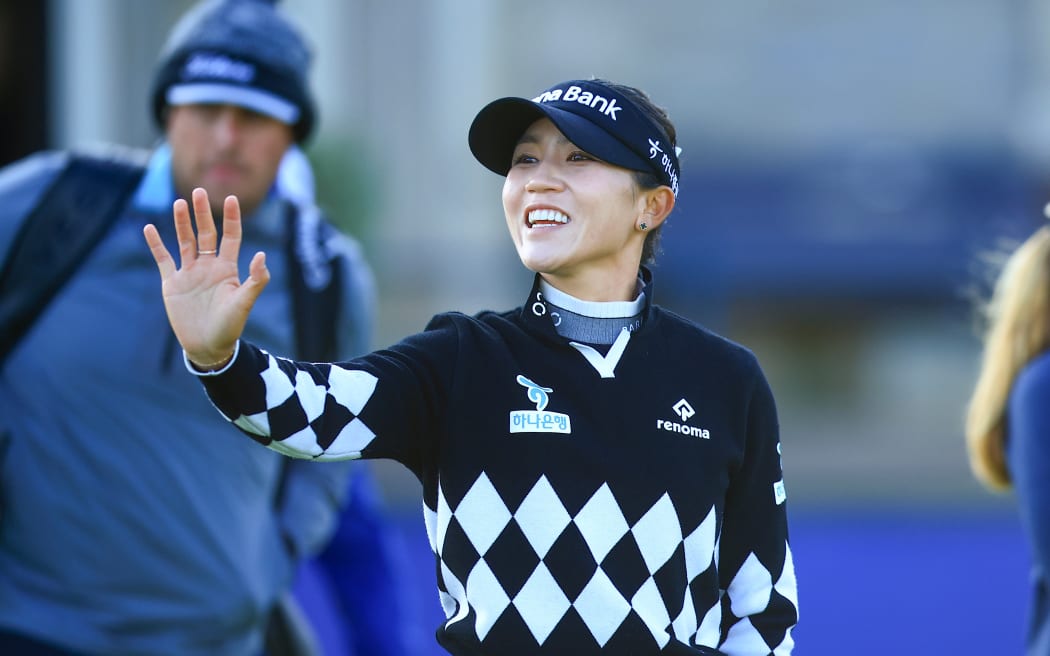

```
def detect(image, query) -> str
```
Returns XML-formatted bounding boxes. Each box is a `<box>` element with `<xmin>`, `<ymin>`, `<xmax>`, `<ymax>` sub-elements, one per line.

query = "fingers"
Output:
<box><xmin>173</xmin><ymin>197</ymin><xmax>197</xmax><ymax>265</ymax></box>
<box><xmin>154</xmin><ymin>189</ymin><xmax>251</xmax><ymax>273</ymax></box>
<box><xmin>237</xmin><ymin>251</ymin><xmax>271</xmax><ymax>307</ymax></box>
<box><xmin>218</xmin><ymin>194</ymin><xmax>242</xmax><ymax>264</ymax></box>
<box><xmin>247</xmin><ymin>251</ymin><xmax>270</xmax><ymax>286</ymax></box>
<box><xmin>192</xmin><ymin>188</ymin><xmax>219</xmax><ymax>255</ymax></box>
<box><xmin>143</xmin><ymin>224</ymin><xmax>176</xmax><ymax>280</ymax></box>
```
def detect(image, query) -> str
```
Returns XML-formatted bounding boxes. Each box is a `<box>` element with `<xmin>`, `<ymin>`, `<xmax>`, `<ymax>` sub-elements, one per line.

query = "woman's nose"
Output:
<box><xmin>524</xmin><ymin>161</ymin><xmax>563</xmax><ymax>193</ymax></box>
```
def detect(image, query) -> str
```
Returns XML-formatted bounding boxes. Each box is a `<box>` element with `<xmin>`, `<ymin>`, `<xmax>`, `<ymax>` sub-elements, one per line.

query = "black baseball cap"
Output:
<box><xmin>469</xmin><ymin>79</ymin><xmax>680</xmax><ymax>196</ymax></box>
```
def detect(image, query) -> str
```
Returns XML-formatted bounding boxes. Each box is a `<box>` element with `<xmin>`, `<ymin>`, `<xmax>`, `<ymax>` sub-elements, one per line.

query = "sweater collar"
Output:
<box><xmin>520</xmin><ymin>267</ymin><xmax>656</xmax><ymax>340</ymax></box>
<box><xmin>537</xmin><ymin>278</ymin><xmax>645</xmax><ymax>318</ymax></box>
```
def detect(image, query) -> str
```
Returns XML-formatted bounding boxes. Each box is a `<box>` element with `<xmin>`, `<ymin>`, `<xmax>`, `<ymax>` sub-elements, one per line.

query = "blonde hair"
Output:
<box><xmin>966</xmin><ymin>225</ymin><xmax>1050</xmax><ymax>491</ymax></box>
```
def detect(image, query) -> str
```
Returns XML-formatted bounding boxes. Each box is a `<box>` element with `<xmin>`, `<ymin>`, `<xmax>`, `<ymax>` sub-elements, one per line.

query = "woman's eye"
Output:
<box><xmin>568</xmin><ymin>151</ymin><xmax>593</xmax><ymax>162</ymax></box>
<box><xmin>511</xmin><ymin>153</ymin><xmax>537</xmax><ymax>166</ymax></box>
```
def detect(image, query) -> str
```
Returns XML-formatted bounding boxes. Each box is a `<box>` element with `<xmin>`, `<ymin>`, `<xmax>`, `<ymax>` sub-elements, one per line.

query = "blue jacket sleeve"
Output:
<box><xmin>1008</xmin><ymin>354</ymin><xmax>1050</xmax><ymax>589</ymax></box>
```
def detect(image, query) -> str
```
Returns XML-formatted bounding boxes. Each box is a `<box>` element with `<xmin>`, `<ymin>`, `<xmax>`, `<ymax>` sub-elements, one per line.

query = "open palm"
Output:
<box><xmin>143</xmin><ymin>188</ymin><xmax>270</xmax><ymax>369</ymax></box>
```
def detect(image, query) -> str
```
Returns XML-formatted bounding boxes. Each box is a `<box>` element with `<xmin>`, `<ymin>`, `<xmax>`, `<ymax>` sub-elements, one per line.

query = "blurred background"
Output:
<box><xmin>3</xmin><ymin>0</ymin><xmax>1047</xmax><ymax>652</ymax></box>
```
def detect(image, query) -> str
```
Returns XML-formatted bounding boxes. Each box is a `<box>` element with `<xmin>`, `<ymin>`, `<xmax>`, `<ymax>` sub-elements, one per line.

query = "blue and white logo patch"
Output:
<box><xmin>509</xmin><ymin>375</ymin><xmax>571</xmax><ymax>434</ymax></box>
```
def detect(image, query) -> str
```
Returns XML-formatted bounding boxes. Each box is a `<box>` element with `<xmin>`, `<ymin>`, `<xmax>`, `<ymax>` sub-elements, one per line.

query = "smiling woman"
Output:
<box><xmin>143</xmin><ymin>77</ymin><xmax>798</xmax><ymax>655</ymax></box>
<box><xmin>499</xmin><ymin>117</ymin><xmax>661</xmax><ymax>301</ymax></box>
<box><xmin>472</xmin><ymin>79</ymin><xmax>680</xmax><ymax>284</ymax></box>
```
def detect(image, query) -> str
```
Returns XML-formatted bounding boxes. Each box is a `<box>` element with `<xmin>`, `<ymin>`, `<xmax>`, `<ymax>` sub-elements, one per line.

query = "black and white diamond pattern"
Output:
<box><xmin>231</xmin><ymin>353</ymin><xmax>378</xmax><ymax>459</ymax></box>
<box><xmin>722</xmin><ymin>546</ymin><xmax>797</xmax><ymax>654</ymax></box>
<box><xmin>425</xmin><ymin>472</ymin><xmax>794</xmax><ymax>652</ymax></box>
<box><xmin>216</xmin><ymin>349</ymin><xmax>797</xmax><ymax>652</ymax></box>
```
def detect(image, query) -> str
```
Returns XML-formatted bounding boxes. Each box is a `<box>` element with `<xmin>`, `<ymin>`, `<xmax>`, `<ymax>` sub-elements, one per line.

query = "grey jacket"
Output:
<box><xmin>0</xmin><ymin>145</ymin><xmax>375</xmax><ymax>656</ymax></box>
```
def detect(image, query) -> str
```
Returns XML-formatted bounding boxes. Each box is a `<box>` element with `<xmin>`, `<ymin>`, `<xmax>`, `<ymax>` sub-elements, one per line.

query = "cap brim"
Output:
<box><xmin>167</xmin><ymin>83</ymin><xmax>300</xmax><ymax>124</ymax></box>
<box><xmin>468</xmin><ymin>97</ymin><xmax>648</xmax><ymax>177</ymax></box>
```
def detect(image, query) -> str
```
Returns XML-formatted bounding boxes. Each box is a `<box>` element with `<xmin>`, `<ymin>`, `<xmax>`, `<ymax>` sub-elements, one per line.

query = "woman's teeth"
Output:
<box><xmin>528</xmin><ymin>209</ymin><xmax>569</xmax><ymax>227</ymax></box>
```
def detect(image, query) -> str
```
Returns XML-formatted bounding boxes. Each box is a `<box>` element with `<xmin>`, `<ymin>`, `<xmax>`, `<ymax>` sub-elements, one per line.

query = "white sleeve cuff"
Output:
<box><xmin>183</xmin><ymin>341</ymin><xmax>241</xmax><ymax>377</ymax></box>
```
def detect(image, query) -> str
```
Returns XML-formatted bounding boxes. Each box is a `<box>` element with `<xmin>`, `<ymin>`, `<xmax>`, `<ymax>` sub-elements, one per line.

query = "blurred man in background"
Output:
<box><xmin>0</xmin><ymin>1</ymin><xmax>400</xmax><ymax>654</ymax></box>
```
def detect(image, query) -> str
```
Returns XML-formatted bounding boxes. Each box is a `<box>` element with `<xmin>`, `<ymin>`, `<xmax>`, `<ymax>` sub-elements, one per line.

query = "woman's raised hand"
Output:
<box><xmin>143</xmin><ymin>187</ymin><xmax>270</xmax><ymax>370</ymax></box>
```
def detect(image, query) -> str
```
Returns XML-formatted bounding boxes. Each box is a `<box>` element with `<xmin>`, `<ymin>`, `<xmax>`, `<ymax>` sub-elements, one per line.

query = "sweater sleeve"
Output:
<box><xmin>1008</xmin><ymin>355</ymin><xmax>1050</xmax><ymax>591</ymax></box>
<box><xmin>195</xmin><ymin>315</ymin><xmax>459</xmax><ymax>475</ymax></box>
<box><xmin>717</xmin><ymin>363</ymin><xmax>798</xmax><ymax>655</ymax></box>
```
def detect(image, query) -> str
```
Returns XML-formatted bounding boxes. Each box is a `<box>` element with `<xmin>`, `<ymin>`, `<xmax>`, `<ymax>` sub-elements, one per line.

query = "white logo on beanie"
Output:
<box><xmin>184</xmin><ymin>53</ymin><xmax>255</xmax><ymax>83</ymax></box>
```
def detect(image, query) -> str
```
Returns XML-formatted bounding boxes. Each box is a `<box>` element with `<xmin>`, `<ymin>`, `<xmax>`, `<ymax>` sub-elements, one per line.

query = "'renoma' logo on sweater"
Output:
<box><xmin>657</xmin><ymin>398</ymin><xmax>710</xmax><ymax>439</ymax></box>
<box><xmin>509</xmin><ymin>375</ymin><xmax>571</xmax><ymax>434</ymax></box>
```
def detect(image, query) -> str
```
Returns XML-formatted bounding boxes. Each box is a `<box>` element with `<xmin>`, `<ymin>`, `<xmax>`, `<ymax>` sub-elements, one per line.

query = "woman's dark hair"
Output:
<box><xmin>593</xmin><ymin>79</ymin><xmax>679</xmax><ymax>265</ymax></box>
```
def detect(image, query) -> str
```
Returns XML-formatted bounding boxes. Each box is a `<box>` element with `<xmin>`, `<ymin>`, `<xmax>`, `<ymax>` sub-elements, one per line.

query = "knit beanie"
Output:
<box><xmin>149</xmin><ymin>0</ymin><xmax>316</xmax><ymax>142</ymax></box>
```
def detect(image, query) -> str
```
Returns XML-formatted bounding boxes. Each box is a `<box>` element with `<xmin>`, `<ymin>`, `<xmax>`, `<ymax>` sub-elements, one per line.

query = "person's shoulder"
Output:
<box><xmin>310</xmin><ymin>209</ymin><xmax>374</xmax><ymax>275</ymax></box>
<box><xmin>424</xmin><ymin>307</ymin><xmax>508</xmax><ymax>330</ymax></box>
<box><xmin>476</xmin><ymin>306</ymin><xmax>520</xmax><ymax>322</ymax></box>
<box><xmin>0</xmin><ymin>145</ymin><xmax>148</xmax><ymax>207</ymax></box>
<box><xmin>73</xmin><ymin>144</ymin><xmax>150</xmax><ymax>172</ymax></box>
<box><xmin>325</xmin><ymin>230</ymin><xmax>373</xmax><ymax>282</ymax></box>
<box><xmin>652</xmin><ymin>305</ymin><xmax>760</xmax><ymax>369</ymax></box>
<box><xmin>414</xmin><ymin>307</ymin><xmax>525</xmax><ymax>347</ymax></box>
<box><xmin>0</xmin><ymin>151</ymin><xmax>75</xmax><ymax>256</ymax></box>
<box><xmin>317</xmin><ymin>220</ymin><xmax>371</xmax><ymax>274</ymax></box>
<box><xmin>1013</xmin><ymin>351</ymin><xmax>1050</xmax><ymax>406</ymax></box>
<box><xmin>1008</xmin><ymin>351</ymin><xmax>1050</xmax><ymax>472</ymax></box>
<box><xmin>0</xmin><ymin>150</ymin><xmax>71</xmax><ymax>201</ymax></box>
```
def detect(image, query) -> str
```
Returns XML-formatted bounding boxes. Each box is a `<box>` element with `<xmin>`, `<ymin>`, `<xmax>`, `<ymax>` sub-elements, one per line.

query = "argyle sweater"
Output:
<box><xmin>198</xmin><ymin>274</ymin><xmax>798</xmax><ymax>655</ymax></box>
